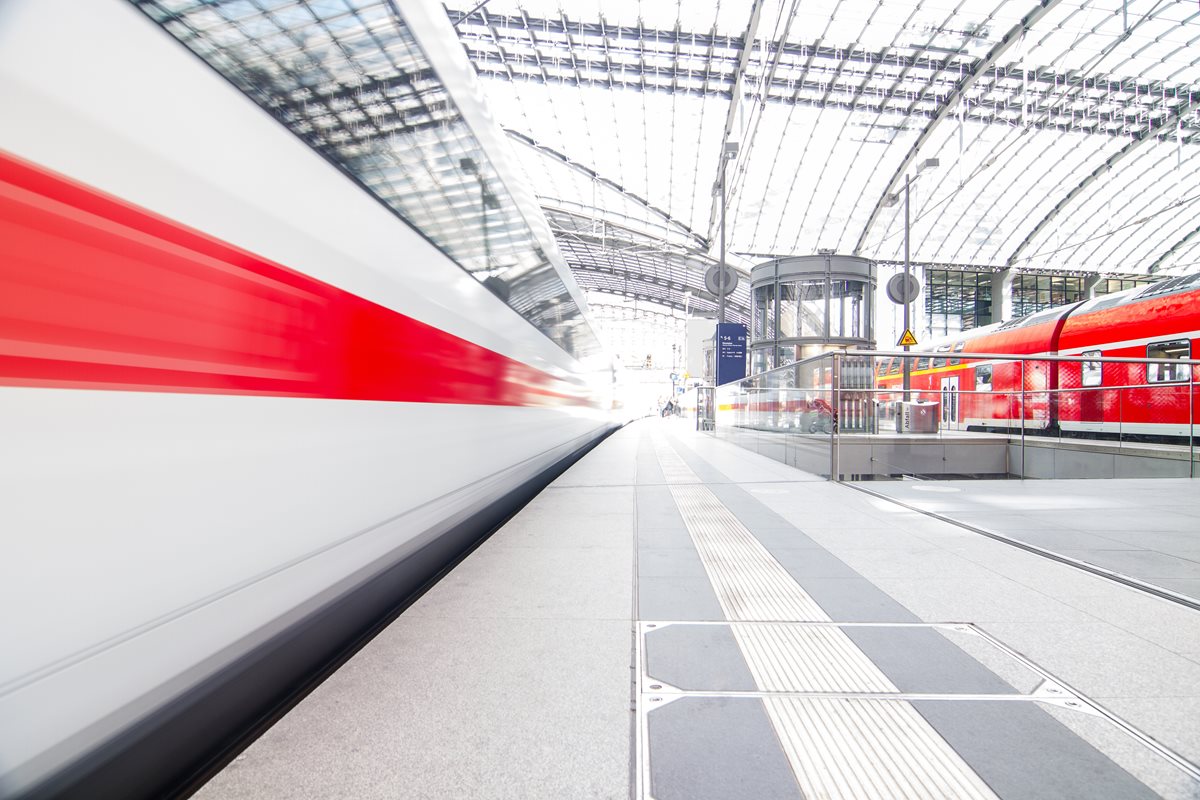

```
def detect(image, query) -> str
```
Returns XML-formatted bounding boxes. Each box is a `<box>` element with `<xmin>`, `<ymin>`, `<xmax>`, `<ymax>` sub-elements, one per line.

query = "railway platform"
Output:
<box><xmin>196</xmin><ymin>418</ymin><xmax>1200</xmax><ymax>800</ymax></box>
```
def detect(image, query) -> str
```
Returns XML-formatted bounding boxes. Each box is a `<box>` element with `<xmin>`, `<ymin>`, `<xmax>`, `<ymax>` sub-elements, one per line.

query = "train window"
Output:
<box><xmin>998</xmin><ymin>315</ymin><xmax>1031</xmax><ymax>331</ymax></box>
<box><xmin>1146</xmin><ymin>340</ymin><xmax>1191</xmax><ymax>384</ymax></box>
<box><xmin>976</xmin><ymin>364</ymin><xmax>993</xmax><ymax>390</ymax></box>
<box><xmin>887</xmin><ymin>358</ymin><xmax>901</xmax><ymax>375</ymax></box>
<box><xmin>1081</xmin><ymin>350</ymin><xmax>1102</xmax><ymax>387</ymax></box>
<box><xmin>916</xmin><ymin>356</ymin><xmax>930</xmax><ymax>371</ymax></box>
<box><xmin>933</xmin><ymin>345</ymin><xmax>950</xmax><ymax>368</ymax></box>
<box><xmin>1137</xmin><ymin>273</ymin><xmax>1200</xmax><ymax>300</ymax></box>
<box><xmin>1018</xmin><ymin>306</ymin><xmax>1074</xmax><ymax>329</ymax></box>
<box><xmin>950</xmin><ymin>341</ymin><xmax>965</xmax><ymax>366</ymax></box>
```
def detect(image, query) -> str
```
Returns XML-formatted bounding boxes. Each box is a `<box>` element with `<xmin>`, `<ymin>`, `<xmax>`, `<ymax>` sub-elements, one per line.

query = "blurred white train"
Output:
<box><xmin>0</xmin><ymin>1</ymin><xmax>618</xmax><ymax>796</ymax></box>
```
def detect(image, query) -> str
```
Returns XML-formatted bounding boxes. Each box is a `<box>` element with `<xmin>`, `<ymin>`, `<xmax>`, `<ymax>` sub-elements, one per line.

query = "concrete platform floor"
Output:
<box><xmin>194</xmin><ymin>419</ymin><xmax>1200</xmax><ymax>800</ymax></box>
<box><xmin>859</xmin><ymin>477</ymin><xmax>1200</xmax><ymax>602</ymax></box>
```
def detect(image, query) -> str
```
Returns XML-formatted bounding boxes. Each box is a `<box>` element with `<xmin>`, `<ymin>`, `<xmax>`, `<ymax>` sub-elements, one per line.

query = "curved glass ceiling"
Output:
<box><xmin>452</xmin><ymin>0</ymin><xmax>1200</xmax><ymax>287</ymax></box>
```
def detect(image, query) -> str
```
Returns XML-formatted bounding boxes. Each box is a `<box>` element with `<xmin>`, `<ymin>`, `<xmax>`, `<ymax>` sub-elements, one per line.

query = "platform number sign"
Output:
<box><xmin>715</xmin><ymin>323</ymin><xmax>748</xmax><ymax>386</ymax></box>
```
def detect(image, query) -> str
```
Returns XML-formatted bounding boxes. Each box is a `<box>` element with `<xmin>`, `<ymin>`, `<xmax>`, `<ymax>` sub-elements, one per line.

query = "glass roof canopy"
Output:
<box><xmin>451</xmin><ymin>0</ymin><xmax>1200</xmax><ymax>311</ymax></box>
<box><xmin>133</xmin><ymin>0</ymin><xmax>608</xmax><ymax>362</ymax></box>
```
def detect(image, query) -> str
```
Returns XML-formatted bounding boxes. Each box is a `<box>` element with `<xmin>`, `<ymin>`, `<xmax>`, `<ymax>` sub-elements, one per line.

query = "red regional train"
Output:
<box><xmin>876</xmin><ymin>275</ymin><xmax>1200</xmax><ymax>439</ymax></box>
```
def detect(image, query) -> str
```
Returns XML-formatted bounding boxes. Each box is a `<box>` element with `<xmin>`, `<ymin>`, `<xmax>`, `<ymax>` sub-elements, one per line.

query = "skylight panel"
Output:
<box><xmin>442</xmin><ymin>0</ymin><xmax>1197</xmax><ymax>285</ymax></box>
<box><xmin>712</xmin><ymin>1</ymin><xmax>750</xmax><ymax>37</ymax></box>
<box><xmin>1062</xmin><ymin>143</ymin><xmax>1200</xmax><ymax>272</ymax></box>
<box><xmin>638</xmin><ymin>1</ymin><xmax>683</xmax><ymax>30</ymax></box>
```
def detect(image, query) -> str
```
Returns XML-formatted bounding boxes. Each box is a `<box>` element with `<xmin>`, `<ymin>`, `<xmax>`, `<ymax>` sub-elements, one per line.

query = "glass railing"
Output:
<box><xmin>699</xmin><ymin>350</ymin><xmax>1198</xmax><ymax>480</ymax></box>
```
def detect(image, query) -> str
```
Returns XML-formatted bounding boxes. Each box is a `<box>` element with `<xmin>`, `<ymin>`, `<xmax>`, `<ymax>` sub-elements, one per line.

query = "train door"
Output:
<box><xmin>940</xmin><ymin>375</ymin><xmax>960</xmax><ymax>429</ymax></box>
<box><xmin>1078</xmin><ymin>350</ymin><xmax>1105</xmax><ymax>431</ymax></box>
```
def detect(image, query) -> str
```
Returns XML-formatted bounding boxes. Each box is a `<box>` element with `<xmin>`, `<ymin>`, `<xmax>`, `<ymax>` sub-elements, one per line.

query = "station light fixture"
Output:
<box><xmin>716</xmin><ymin>140</ymin><xmax>740</xmax><ymax>324</ymax></box>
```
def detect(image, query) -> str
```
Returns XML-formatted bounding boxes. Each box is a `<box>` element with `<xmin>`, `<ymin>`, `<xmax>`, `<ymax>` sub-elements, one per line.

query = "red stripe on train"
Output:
<box><xmin>0</xmin><ymin>151</ymin><xmax>586</xmax><ymax>406</ymax></box>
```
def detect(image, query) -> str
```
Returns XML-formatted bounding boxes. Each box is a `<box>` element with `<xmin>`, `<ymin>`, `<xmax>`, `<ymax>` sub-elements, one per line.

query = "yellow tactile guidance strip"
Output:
<box><xmin>649</xmin><ymin>434</ymin><xmax>998</xmax><ymax>800</ymax></box>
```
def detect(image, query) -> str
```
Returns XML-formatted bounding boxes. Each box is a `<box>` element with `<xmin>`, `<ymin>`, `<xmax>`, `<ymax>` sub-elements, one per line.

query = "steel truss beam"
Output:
<box><xmin>1147</xmin><ymin>223</ymin><xmax>1200</xmax><ymax>275</ymax></box>
<box><xmin>573</xmin><ymin>275</ymin><xmax>750</xmax><ymax>323</ymax></box>
<box><xmin>464</xmin><ymin>50</ymin><xmax>1198</xmax><ymax>143</ymax></box>
<box><xmin>1005</xmin><ymin>102</ymin><xmax>1189</xmax><ymax>268</ymax></box>
<box><xmin>507</xmin><ymin>131</ymin><xmax>707</xmax><ymax>248</ymax></box>
<box><xmin>452</xmin><ymin>8</ymin><xmax>1198</xmax><ymax>139</ymax></box>
<box><xmin>451</xmin><ymin>1</ymin><xmax>1199</xmax><ymax>291</ymax></box>
<box><xmin>556</xmin><ymin>233</ymin><xmax>752</xmax><ymax>318</ymax></box>
<box><xmin>855</xmin><ymin>0</ymin><xmax>1066</xmax><ymax>254</ymax></box>
<box><xmin>706</xmin><ymin>0</ymin><xmax>766</xmax><ymax>243</ymax></box>
<box><xmin>541</xmin><ymin>205</ymin><xmax>753</xmax><ymax>320</ymax></box>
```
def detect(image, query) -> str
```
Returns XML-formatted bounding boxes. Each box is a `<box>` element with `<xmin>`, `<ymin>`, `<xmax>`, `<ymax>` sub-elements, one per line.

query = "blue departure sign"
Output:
<box><xmin>714</xmin><ymin>323</ymin><xmax>747</xmax><ymax>386</ymax></box>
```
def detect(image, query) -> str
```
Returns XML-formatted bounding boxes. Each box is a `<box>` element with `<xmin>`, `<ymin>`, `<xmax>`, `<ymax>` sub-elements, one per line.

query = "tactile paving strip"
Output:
<box><xmin>653</xmin><ymin>438</ymin><xmax>827</xmax><ymax>622</ymax></box>
<box><xmin>733</xmin><ymin>624</ymin><xmax>897</xmax><ymax>693</ymax></box>
<box><xmin>666</xmin><ymin>483</ymin><xmax>831</xmax><ymax>622</ymax></box>
<box><xmin>645</xmin><ymin>435</ymin><xmax>1003</xmax><ymax>799</ymax></box>
<box><xmin>765</xmin><ymin>696</ymin><xmax>999</xmax><ymax>800</ymax></box>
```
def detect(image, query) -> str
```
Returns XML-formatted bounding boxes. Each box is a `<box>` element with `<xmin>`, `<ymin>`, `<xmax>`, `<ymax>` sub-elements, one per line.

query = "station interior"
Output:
<box><xmin>1</xmin><ymin>1</ymin><xmax>1199</xmax><ymax>798</ymax></box>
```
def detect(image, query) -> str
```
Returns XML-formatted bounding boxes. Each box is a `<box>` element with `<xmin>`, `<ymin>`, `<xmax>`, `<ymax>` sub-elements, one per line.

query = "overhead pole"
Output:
<box><xmin>705</xmin><ymin>0</ymin><xmax>765</xmax><ymax>247</ymax></box>
<box><xmin>903</xmin><ymin>173</ymin><xmax>911</xmax><ymax>400</ymax></box>
<box><xmin>885</xmin><ymin>158</ymin><xmax>936</xmax><ymax>399</ymax></box>
<box><xmin>719</xmin><ymin>156</ymin><xmax>728</xmax><ymax>324</ymax></box>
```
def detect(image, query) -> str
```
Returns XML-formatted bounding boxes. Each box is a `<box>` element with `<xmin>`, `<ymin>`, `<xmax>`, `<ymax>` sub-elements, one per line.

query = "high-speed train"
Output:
<box><xmin>876</xmin><ymin>277</ymin><xmax>1200</xmax><ymax>438</ymax></box>
<box><xmin>0</xmin><ymin>2</ymin><xmax>617</xmax><ymax>797</ymax></box>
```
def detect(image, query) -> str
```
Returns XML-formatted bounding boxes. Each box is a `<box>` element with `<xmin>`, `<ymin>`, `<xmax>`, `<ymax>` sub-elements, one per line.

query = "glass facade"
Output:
<box><xmin>926</xmin><ymin>272</ymin><xmax>1159</xmax><ymax>333</ymax></box>
<box><xmin>753</xmin><ymin>284</ymin><xmax>773</xmax><ymax>341</ymax></box>
<box><xmin>830</xmin><ymin>281</ymin><xmax>866</xmax><ymax>340</ymax></box>
<box><xmin>753</xmin><ymin>277</ymin><xmax>873</xmax><ymax>346</ymax></box>
<box><xmin>924</xmin><ymin>270</ymin><xmax>993</xmax><ymax>337</ymax></box>
<box><xmin>134</xmin><ymin>0</ymin><xmax>601</xmax><ymax>361</ymax></box>
<box><xmin>748</xmin><ymin>281</ymin><xmax>873</xmax><ymax>345</ymax></box>
<box><xmin>750</xmin><ymin>256</ymin><xmax>874</xmax><ymax>372</ymax></box>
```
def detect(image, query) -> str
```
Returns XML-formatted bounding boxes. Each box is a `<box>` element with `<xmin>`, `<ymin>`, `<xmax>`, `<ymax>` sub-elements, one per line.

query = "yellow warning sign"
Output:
<box><xmin>897</xmin><ymin>329</ymin><xmax>919</xmax><ymax>347</ymax></box>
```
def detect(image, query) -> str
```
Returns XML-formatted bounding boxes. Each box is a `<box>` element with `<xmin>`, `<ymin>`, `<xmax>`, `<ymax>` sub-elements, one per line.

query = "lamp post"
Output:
<box><xmin>884</xmin><ymin>157</ymin><xmax>938</xmax><ymax>400</ymax></box>
<box><xmin>718</xmin><ymin>141</ymin><xmax>739</xmax><ymax>324</ymax></box>
<box><xmin>902</xmin><ymin>172</ymin><xmax>913</xmax><ymax>399</ymax></box>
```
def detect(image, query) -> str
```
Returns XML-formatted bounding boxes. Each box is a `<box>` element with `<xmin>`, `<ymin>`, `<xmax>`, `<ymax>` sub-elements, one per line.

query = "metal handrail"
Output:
<box><xmin>706</xmin><ymin>344</ymin><xmax>1197</xmax><ymax>480</ymax></box>
<box><xmin>708</xmin><ymin>351</ymin><xmax>1197</xmax><ymax>480</ymax></box>
<box><xmin>739</xmin><ymin>349</ymin><xmax>1200</xmax><ymax>386</ymax></box>
<box><xmin>742</xmin><ymin>384</ymin><xmax>1195</xmax><ymax>395</ymax></box>
<box><xmin>835</xmin><ymin>348</ymin><xmax>1200</xmax><ymax>365</ymax></box>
